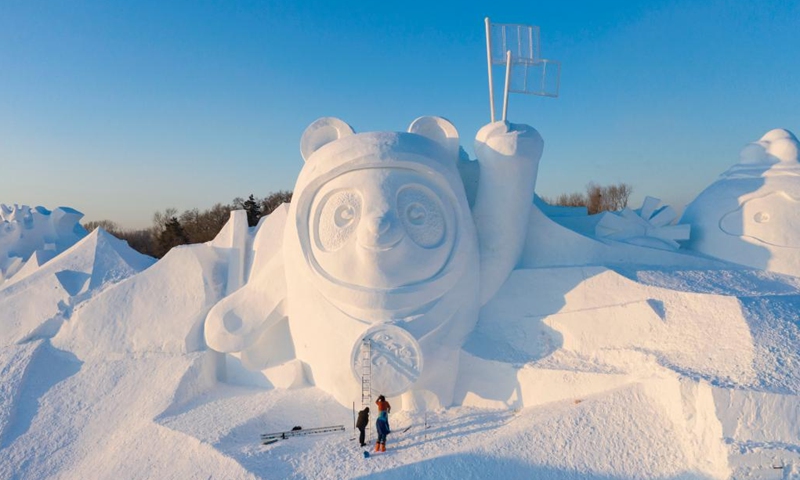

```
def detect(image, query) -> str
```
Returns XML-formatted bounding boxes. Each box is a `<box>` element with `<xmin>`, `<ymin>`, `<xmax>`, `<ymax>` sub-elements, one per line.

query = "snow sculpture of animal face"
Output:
<box><xmin>682</xmin><ymin>129</ymin><xmax>800</xmax><ymax>276</ymax></box>
<box><xmin>203</xmin><ymin>116</ymin><xmax>544</xmax><ymax>411</ymax></box>
<box><xmin>308</xmin><ymin>168</ymin><xmax>457</xmax><ymax>292</ymax></box>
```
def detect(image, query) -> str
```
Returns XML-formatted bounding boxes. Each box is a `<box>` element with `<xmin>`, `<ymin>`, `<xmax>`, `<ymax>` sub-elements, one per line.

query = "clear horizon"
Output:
<box><xmin>1</xmin><ymin>0</ymin><xmax>798</xmax><ymax>229</ymax></box>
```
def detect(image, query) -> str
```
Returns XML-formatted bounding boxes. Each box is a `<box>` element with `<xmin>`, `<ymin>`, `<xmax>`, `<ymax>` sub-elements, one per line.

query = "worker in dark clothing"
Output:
<box><xmin>356</xmin><ymin>407</ymin><xmax>370</xmax><ymax>447</ymax></box>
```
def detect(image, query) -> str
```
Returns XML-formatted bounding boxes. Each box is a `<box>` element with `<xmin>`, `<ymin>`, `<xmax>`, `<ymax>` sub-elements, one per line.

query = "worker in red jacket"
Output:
<box><xmin>374</xmin><ymin>395</ymin><xmax>391</xmax><ymax>452</ymax></box>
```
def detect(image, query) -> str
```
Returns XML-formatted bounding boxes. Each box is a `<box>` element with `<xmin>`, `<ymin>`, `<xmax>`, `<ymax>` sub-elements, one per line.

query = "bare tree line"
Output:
<box><xmin>83</xmin><ymin>191</ymin><xmax>292</xmax><ymax>258</ymax></box>
<box><xmin>541</xmin><ymin>182</ymin><xmax>633</xmax><ymax>215</ymax></box>
<box><xmin>85</xmin><ymin>183</ymin><xmax>630</xmax><ymax>259</ymax></box>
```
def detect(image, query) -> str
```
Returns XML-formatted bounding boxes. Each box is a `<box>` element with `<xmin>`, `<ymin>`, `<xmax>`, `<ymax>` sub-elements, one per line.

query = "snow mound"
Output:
<box><xmin>0</xmin><ymin>229</ymin><xmax>155</xmax><ymax>347</ymax></box>
<box><xmin>54</xmin><ymin>243</ymin><xmax>227</xmax><ymax>357</ymax></box>
<box><xmin>0</xmin><ymin>348</ymin><xmax>248</xmax><ymax>480</ymax></box>
<box><xmin>0</xmin><ymin>340</ymin><xmax>49</xmax><ymax>447</ymax></box>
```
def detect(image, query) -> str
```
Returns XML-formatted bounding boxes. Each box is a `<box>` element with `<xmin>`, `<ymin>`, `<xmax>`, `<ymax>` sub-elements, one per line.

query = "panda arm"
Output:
<box><xmin>472</xmin><ymin>121</ymin><xmax>544</xmax><ymax>305</ymax></box>
<box><xmin>204</xmin><ymin>253</ymin><xmax>287</xmax><ymax>353</ymax></box>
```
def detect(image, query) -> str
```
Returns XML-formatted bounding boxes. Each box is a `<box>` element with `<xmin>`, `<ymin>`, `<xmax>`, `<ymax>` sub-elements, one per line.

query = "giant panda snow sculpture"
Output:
<box><xmin>205</xmin><ymin>117</ymin><xmax>543</xmax><ymax>409</ymax></box>
<box><xmin>681</xmin><ymin>129</ymin><xmax>800</xmax><ymax>277</ymax></box>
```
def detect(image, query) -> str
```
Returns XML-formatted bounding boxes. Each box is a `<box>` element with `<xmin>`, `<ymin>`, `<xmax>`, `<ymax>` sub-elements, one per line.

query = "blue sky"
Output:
<box><xmin>1</xmin><ymin>0</ymin><xmax>798</xmax><ymax>228</ymax></box>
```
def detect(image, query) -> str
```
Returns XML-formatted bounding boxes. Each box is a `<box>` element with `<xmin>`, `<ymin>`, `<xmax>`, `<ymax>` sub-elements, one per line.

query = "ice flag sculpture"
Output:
<box><xmin>595</xmin><ymin>197</ymin><xmax>691</xmax><ymax>250</ymax></box>
<box><xmin>682</xmin><ymin>129</ymin><xmax>800</xmax><ymax>276</ymax></box>
<box><xmin>0</xmin><ymin>204</ymin><xmax>87</xmax><ymax>282</ymax></box>
<box><xmin>484</xmin><ymin>18</ymin><xmax>561</xmax><ymax>122</ymax></box>
<box><xmin>204</xmin><ymin>116</ymin><xmax>544</xmax><ymax>409</ymax></box>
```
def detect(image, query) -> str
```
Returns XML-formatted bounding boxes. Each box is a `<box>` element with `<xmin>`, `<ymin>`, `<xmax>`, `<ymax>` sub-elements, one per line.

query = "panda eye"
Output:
<box><xmin>397</xmin><ymin>186</ymin><xmax>445</xmax><ymax>248</ymax></box>
<box><xmin>406</xmin><ymin>203</ymin><xmax>427</xmax><ymax>226</ymax></box>
<box><xmin>335</xmin><ymin>204</ymin><xmax>356</xmax><ymax>227</ymax></box>
<box><xmin>315</xmin><ymin>189</ymin><xmax>362</xmax><ymax>251</ymax></box>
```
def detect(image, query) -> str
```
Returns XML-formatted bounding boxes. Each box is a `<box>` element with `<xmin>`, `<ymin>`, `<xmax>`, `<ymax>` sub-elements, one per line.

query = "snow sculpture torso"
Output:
<box><xmin>682</xmin><ymin>129</ymin><xmax>800</xmax><ymax>276</ymax></box>
<box><xmin>205</xmin><ymin>116</ymin><xmax>543</xmax><ymax>409</ymax></box>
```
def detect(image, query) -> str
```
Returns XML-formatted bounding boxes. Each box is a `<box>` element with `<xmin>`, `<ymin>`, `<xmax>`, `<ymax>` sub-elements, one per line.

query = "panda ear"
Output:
<box><xmin>300</xmin><ymin>117</ymin><xmax>355</xmax><ymax>161</ymax></box>
<box><xmin>408</xmin><ymin>116</ymin><xmax>459</xmax><ymax>160</ymax></box>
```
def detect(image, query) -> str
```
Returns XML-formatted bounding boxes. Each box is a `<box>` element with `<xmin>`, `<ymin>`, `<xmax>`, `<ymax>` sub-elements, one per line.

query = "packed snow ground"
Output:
<box><xmin>1</xmin><ymin>217</ymin><xmax>799</xmax><ymax>478</ymax></box>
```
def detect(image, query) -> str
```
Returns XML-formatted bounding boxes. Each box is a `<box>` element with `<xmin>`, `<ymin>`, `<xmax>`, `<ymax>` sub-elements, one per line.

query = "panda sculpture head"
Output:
<box><xmin>286</xmin><ymin>116</ymin><xmax>477</xmax><ymax>323</ymax></box>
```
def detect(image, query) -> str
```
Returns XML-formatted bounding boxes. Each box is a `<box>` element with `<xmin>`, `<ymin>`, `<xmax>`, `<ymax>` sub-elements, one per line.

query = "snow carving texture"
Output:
<box><xmin>203</xmin><ymin>117</ymin><xmax>543</xmax><ymax>409</ymax></box>
<box><xmin>595</xmin><ymin>196</ymin><xmax>690</xmax><ymax>250</ymax></box>
<box><xmin>682</xmin><ymin>129</ymin><xmax>800</xmax><ymax>276</ymax></box>
<box><xmin>0</xmin><ymin>204</ymin><xmax>87</xmax><ymax>283</ymax></box>
<box><xmin>351</xmin><ymin>324</ymin><xmax>423</xmax><ymax>397</ymax></box>
<box><xmin>720</xmin><ymin>191</ymin><xmax>800</xmax><ymax>248</ymax></box>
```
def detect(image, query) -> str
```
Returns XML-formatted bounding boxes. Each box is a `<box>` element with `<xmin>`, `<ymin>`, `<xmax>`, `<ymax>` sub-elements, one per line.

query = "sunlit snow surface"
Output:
<box><xmin>4</xmin><ymin>264</ymin><xmax>798</xmax><ymax>478</ymax></box>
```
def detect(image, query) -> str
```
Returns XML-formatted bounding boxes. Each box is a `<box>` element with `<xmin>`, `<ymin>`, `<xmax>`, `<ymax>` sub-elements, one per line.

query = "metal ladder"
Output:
<box><xmin>261</xmin><ymin>425</ymin><xmax>345</xmax><ymax>444</ymax></box>
<box><xmin>360</xmin><ymin>339</ymin><xmax>372</xmax><ymax>442</ymax></box>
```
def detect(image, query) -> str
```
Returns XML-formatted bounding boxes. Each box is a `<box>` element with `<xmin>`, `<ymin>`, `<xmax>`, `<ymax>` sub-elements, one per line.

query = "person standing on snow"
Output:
<box><xmin>356</xmin><ymin>407</ymin><xmax>369</xmax><ymax>447</ymax></box>
<box><xmin>374</xmin><ymin>395</ymin><xmax>391</xmax><ymax>452</ymax></box>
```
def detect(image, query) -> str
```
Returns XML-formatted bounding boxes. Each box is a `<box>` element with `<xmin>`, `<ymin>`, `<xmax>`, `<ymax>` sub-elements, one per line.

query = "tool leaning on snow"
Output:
<box><xmin>260</xmin><ymin>425</ymin><xmax>345</xmax><ymax>445</ymax></box>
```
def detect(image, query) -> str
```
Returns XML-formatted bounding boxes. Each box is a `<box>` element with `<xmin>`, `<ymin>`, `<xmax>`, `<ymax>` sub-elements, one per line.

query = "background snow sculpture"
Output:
<box><xmin>521</xmin><ymin>196</ymin><xmax>721</xmax><ymax>270</ymax></box>
<box><xmin>681</xmin><ymin>129</ymin><xmax>800</xmax><ymax>276</ymax></box>
<box><xmin>594</xmin><ymin>196</ymin><xmax>690</xmax><ymax>250</ymax></box>
<box><xmin>204</xmin><ymin>117</ymin><xmax>544</xmax><ymax>410</ymax></box>
<box><xmin>0</xmin><ymin>204</ymin><xmax>87</xmax><ymax>283</ymax></box>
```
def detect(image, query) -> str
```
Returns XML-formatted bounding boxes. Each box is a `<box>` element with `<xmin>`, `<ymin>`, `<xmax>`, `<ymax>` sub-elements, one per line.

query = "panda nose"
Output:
<box><xmin>367</xmin><ymin>215</ymin><xmax>392</xmax><ymax>236</ymax></box>
<box><xmin>359</xmin><ymin>211</ymin><xmax>403</xmax><ymax>250</ymax></box>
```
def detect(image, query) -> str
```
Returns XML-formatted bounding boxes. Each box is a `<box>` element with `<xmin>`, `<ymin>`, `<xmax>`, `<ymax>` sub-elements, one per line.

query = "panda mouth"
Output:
<box><xmin>358</xmin><ymin>236</ymin><xmax>403</xmax><ymax>252</ymax></box>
